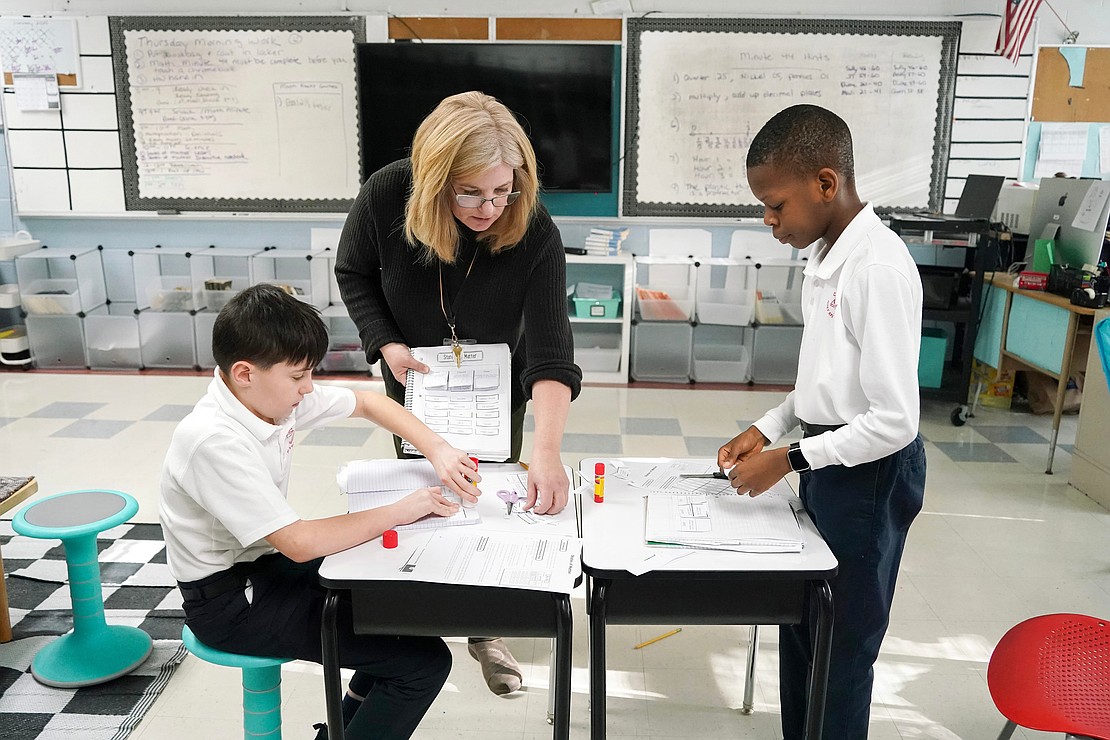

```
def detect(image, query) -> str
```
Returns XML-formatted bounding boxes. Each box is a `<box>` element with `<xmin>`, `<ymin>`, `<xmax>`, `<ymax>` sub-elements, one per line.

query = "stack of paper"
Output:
<box><xmin>338</xmin><ymin>458</ymin><xmax>481</xmax><ymax>531</ymax></box>
<box><xmin>644</xmin><ymin>489</ymin><xmax>804</xmax><ymax>553</ymax></box>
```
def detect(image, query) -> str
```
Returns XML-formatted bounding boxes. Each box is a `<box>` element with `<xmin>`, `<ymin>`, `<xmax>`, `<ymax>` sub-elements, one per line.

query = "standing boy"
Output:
<box><xmin>718</xmin><ymin>104</ymin><xmax>927</xmax><ymax>739</ymax></box>
<box><xmin>160</xmin><ymin>284</ymin><xmax>480</xmax><ymax>739</ymax></box>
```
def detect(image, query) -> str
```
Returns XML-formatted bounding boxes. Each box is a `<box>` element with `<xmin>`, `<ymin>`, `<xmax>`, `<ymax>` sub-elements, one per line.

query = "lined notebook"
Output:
<box><xmin>401</xmin><ymin>343</ymin><xmax>511</xmax><ymax>462</ymax></box>
<box><xmin>337</xmin><ymin>458</ymin><xmax>481</xmax><ymax>531</ymax></box>
<box><xmin>644</xmin><ymin>488</ymin><xmax>804</xmax><ymax>553</ymax></box>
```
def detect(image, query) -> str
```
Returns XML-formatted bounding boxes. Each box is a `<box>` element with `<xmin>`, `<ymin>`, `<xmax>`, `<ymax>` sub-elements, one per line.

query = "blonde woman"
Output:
<box><xmin>336</xmin><ymin>91</ymin><xmax>581</xmax><ymax>697</ymax></box>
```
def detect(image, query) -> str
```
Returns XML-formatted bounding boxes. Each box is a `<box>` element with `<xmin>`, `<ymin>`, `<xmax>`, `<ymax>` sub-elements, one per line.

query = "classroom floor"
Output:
<box><xmin>1</xmin><ymin>369</ymin><xmax>1105</xmax><ymax>740</ymax></box>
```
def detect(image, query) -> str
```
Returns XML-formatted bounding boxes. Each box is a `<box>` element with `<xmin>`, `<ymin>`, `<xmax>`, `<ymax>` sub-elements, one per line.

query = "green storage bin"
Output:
<box><xmin>573</xmin><ymin>294</ymin><xmax>622</xmax><ymax>319</ymax></box>
<box><xmin>918</xmin><ymin>328</ymin><xmax>947</xmax><ymax>388</ymax></box>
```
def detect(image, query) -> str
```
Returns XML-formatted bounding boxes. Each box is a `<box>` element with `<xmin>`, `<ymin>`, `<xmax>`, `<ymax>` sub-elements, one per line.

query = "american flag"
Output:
<box><xmin>996</xmin><ymin>0</ymin><xmax>1043</xmax><ymax>63</ymax></box>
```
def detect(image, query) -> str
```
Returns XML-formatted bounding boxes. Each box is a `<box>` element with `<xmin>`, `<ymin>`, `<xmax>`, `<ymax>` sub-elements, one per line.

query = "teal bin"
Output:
<box><xmin>918</xmin><ymin>328</ymin><xmax>947</xmax><ymax>388</ymax></box>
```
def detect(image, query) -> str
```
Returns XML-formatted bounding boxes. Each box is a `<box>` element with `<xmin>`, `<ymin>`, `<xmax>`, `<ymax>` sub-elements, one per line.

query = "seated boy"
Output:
<box><xmin>160</xmin><ymin>283</ymin><xmax>481</xmax><ymax>739</ymax></box>
<box><xmin>718</xmin><ymin>104</ymin><xmax>926</xmax><ymax>739</ymax></box>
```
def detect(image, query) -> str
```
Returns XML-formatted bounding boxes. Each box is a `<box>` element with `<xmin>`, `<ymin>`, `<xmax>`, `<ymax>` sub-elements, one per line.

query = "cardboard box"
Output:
<box><xmin>972</xmin><ymin>358</ymin><xmax>1015</xmax><ymax>409</ymax></box>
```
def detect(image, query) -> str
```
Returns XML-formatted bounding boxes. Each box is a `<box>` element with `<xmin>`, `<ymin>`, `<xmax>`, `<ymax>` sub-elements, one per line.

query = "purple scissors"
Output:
<box><xmin>496</xmin><ymin>489</ymin><xmax>523</xmax><ymax>516</ymax></box>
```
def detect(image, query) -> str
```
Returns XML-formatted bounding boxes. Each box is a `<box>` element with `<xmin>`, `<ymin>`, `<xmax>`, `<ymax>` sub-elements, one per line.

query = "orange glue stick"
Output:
<box><xmin>594</xmin><ymin>462</ymin><xmax>605</xmax><ymax>503</ymax></box>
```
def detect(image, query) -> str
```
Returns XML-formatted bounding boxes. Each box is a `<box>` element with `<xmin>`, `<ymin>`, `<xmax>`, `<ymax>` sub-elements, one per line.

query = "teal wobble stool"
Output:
<box><xmin>12</xmin><ymin>489</ymin><xmax>153</xmax><ymax>686</ymax></box>
<box><xmin>182</xmin><ymin>625</ymin><xmax>290</xmax><ymax>739</ymax></box>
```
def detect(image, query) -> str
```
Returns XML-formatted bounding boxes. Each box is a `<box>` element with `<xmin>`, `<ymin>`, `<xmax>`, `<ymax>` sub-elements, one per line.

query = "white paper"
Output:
<box><xmin>644</xmin><ymin>489</ymin><xmax>804</xmax><ymax>553</ymax></box>
<box><xmin>340</xmin><ymin>458</ymin><xmax>482</xmax><ymax>531</ymax></box>
<box><xmin>402</xmin><ymin>343</ymin><xmax>511</xmax><ymax>461</ymax></box>
<box><xmin>1035</xmin><ymin>123</ymin><xmax>1088</xmax><ymax>179</ymax></box>
<box><xmin>1100</xmin><ymin>125</ymin><xmax>1110</xmax><ymax>176</ymax></box>
<box><xmin>393</xmin><ymin>530</ymin><xmax>581</xmax><ymax>593</ymax></box>
<box><xmin>12</xmin><ymin>73</ymin><xmax>58</xmax><ymax>111</ymax></box>
<box><xmin>1072</xmin><ymin>181</ymin><xmax>1110</xmax><ymax>232</ymax></box>
<box><xmin>629</xmin><ymin>460</ymin><xmax>721</xmax><ymax>491</ymax></box>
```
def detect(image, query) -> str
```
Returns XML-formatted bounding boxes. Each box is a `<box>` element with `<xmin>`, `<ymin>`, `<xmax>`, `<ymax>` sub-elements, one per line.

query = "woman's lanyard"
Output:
<box><xmin>438</xmin><ymin>246</ymin><xmax>481</xmax><ymax>368</ymax></box>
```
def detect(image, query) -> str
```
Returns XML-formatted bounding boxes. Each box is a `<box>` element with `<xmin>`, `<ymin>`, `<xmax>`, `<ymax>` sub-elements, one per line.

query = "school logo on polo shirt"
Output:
<box><xmin>285</xmin><ymin>428</ymin><xmax>296</xmax><ymax>456</ymax></box>
<box><xmin>826</xmin><ymin>290</ymin><xmax>839</xmax><ymax>318</ymax></box>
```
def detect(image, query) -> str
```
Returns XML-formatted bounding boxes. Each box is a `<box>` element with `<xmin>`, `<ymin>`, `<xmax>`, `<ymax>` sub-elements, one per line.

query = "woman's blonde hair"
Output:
<box><xmin>405</xmin><ymin>91</ymin><xmax>540</xmax><ymax>263</ymax></box>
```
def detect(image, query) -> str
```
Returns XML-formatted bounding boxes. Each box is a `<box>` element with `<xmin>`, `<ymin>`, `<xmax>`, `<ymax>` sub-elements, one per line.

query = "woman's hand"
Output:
<box><xmin>389</xmin><ymin>487</ymin><xmax>460</xmax><ymax>526</ymax></box>
<box><xmin>524</xmin><ymin>451</ymin><xmax>569</xmax><ymax>515</ymax></box>
<box><xmin>426</xmin><ymin>440</ymin><xmax>481</xmax><ymax>504</ymax></box>
<box><xmin>380</xmin><ymin>342</ymin><xmax>430</xmax><ymax>384</ymax></box>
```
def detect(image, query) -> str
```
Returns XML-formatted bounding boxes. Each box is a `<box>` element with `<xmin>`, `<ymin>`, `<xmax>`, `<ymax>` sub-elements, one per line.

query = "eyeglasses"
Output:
<box><xmin>451</xmin><ymin>187</ymin><xmax>521</xmax><ymax>209</ymax></box>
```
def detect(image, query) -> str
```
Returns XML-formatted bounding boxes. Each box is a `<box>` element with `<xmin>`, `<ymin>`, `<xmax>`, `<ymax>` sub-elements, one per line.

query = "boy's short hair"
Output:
<box><xmin>212</xmin><ymin>284</ymin><xmax>328</xmax><ymax>371</ymax></box>
<box><xmin>746</xmin><ymin>104</ymin><xmax>855</xmax><ymax>183</ymax></box>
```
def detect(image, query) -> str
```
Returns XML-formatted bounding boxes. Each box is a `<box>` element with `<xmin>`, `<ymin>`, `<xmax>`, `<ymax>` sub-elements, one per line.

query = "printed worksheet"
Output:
<box><xmin>402</xmin><ymin>343</ymin><xmax>511</xmax><ymax>461</ymax></box>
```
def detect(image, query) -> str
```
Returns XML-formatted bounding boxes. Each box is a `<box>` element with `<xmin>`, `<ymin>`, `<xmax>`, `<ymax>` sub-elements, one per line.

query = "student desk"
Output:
<box><xmin>976</xmin><ymin>273</ymin><xmax>1096</xmax><ymax>472</ymax></box>
<box><xmin>317</xmin><ymin>464</ymin><xmax>579</xmax><ymax>739</ymax></box>
<box><xmin>580</xmin><ymin>457</ymin><xmax>838</xmax><ymax>740</ymax></box>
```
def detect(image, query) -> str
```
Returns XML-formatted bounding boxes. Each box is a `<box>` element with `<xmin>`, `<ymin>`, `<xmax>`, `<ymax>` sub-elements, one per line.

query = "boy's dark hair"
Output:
<box><xmin>212</xmin><ymin>284</ymin><xmax>328</xmax><ymax>371</ymax></box>
<box><xmin>746</xmin><ymin>104</ymin><xmax>855</xmax><ymax>183</ymax></box>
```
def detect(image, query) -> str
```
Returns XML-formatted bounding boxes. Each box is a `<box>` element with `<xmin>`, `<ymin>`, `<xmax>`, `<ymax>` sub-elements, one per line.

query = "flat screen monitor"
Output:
<box><xmin>1029</xmin><ymin>178</ymin><xmax>1110</xmax><ymax>269</ymax></box>
<box><xmin>356</xmin><ymin>43</ymin><xmax>616</xmax><ymax>193</ymax></box>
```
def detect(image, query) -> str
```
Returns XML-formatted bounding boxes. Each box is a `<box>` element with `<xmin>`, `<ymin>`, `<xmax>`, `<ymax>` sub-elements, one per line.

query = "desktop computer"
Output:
<box><xmin>1028</xmin><ymin>177</ymin><xmax>1110</xmax><ymax>269</ymax></box>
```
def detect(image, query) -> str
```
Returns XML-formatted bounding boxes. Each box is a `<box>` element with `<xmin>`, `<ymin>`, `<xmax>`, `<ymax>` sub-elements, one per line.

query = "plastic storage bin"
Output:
<box><xmin>573</xmin><ymin>323</ymin><xmax>622</xmax><ymax>373</ymax></box>
<box><xmin>84</xmin><ymin>303</ymin><xmax>141</xmax><ymax>369</ymax></box>
<box><xmin>918</xmin><ymin>327</ymin><xmax>947</xmax><ymax>388</ymax></box>
<box><xmin>252</xmin><ymin>248</ymin><xmax>330</xmax><ymax>309</ymax></box>
<box><xmin>0</xmin><ymin>325</ymin><xmax>31</xmax><ymax>366</ymax></box>
<box><xmin>692</xmin><ymin>325</ymin><xmax>751</xmax><ymax>382</ymax></box>
<box><xmin>631</xmin><ymin>322</ymin><xmax>692</xmax><ymax>382</ymax></box>
<box><xmin>319</xmin><ymin>306</ymin><xmax>370</xmax><ymax>373</ymax></box>
<box><xmin>573</xmin><ymin>293</ymin><xmax>622</xmax><ymax>319</ymax></box>
<box><xmin>751</xmin><ymin>325</ymin><xmax>803</xmax><ymax>384</ymax></box>
<box><xmin>131</xmin><ymin>247</ymin><xmax>204</xmax><ymax>313</ymax></box>
<box><xmin>695</xmin><ymin>258</ymin><xmax>757</xmax><ymax>326</ymax></box>
<box><xmin>634</xmin><ymin>256</ymin><xmax>696</xmax><ymax>322</ymax></box>
<box><xmin>16</xmin><ymin>246</ymin><xmax>107</xmax><ymax>316</ymax></box>
<box><xmin>139</xmin><ymin>311</ymin><xmax>197</xmax><ymax>369</ymax></box>
<box><xmin>194</xmin><ymin>311</ymin><xmax>218</xmax><ymax>369</ymax></box>
<box><xmin>0</xmin><ymin>284</ymin><xmax>20</xmax><ymax>309</ymax></box>
<box><xmin>26</xmin><ymin>314</ymin><xmax>87</xmax><ymax>368</ymax></box>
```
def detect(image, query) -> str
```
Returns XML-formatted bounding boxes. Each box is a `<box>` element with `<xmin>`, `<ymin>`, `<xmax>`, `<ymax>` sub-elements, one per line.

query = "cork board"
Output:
<box><xmin>1032</xmin><ymin>46</ymin><xmax>1110</xmax><ymax>122</ymax></box>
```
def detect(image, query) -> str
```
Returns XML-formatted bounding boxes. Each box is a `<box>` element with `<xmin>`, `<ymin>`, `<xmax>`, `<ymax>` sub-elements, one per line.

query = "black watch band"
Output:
<box><xmin>787</xmin><ymin>442</ymin><xmax>811</xmax><ymax>473</ymax></box>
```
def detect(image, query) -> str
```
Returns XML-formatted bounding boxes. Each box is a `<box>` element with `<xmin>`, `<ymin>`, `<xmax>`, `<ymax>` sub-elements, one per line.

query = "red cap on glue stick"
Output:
<box><xmin>382</xmin><ymin>529</ymin><xmax>398</xmax><ymax>549</ymax></box>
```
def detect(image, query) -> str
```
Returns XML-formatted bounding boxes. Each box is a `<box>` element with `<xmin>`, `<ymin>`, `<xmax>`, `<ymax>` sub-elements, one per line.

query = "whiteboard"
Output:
<box><xmin>0</xmin><ymin>17</ymin><xmax>80</xmax><ymax>85</ymax></box>
<box><xmin>623</xmin><ymin>18</ymin><xmax>960</xmax><ymax>218</ymax></box>
<box><xmin>110</xmin><ymin>17</ymin><xmax>364</xmax><ymax>212</ymax></box>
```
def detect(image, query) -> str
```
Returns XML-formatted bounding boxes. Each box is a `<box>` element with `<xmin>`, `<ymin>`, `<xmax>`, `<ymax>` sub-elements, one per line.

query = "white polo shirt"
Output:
<box><xmin>753</xmin><ymin>203</ymin><xmax>922</xmax><ymax>470</ymax></box>
<box><xmin>160</xmin><ymin>370</ymin><xmax>356</xmax><ymax>582</ymax></box>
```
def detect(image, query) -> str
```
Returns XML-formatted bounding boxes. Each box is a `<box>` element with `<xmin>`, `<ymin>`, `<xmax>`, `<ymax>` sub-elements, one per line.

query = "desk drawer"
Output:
<box><xmin>1006</xmin><ymin>295</ymin><xmax>1068</xmax><ymax>374</ymax></box>
<box><xmin>597</xmin><ymin>577</ymin><xmax>805</xmax><ymax>624</ymax></box>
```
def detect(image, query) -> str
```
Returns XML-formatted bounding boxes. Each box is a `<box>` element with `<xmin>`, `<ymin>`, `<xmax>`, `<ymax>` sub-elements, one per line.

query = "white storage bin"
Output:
<box><xmin>631</xmin><ymin>322</ymin><xmax>692</xmax><ymax>382</ymax></box>
<box><xmin>572</xmin><ymin>322</ymin><xmax>623</xmax><ymax>373</ymax></box>
<box><xmin>21</xmin><ymin>278</ymin><xmax>81</xmax><ymax>314</ymax></box>
<box><xmin>131</xmin><ymin>247</ymin><xmax>196</xmax><ymax>312</ymax></box>
<box><xmin>693</xmin><ymin>325</ymin><xmax>751</xmax><ymax>383</ymax></box>
<box><xmin>252</xmin><ymin>248</ymin><xmax>330</xmax><ymax>309</ymax></box>
<box><xmin>149</xmin><ymin>276</ymin><xmax>203</xmax><ymax>313</ymax></box>
<box><xmin>26</xmin><ymin>313</ymin><xmax>87</xmax><ymax>368</ymax></box>
<box><xmin>0</xmin><ymin>284</ymin><xmax>19</xmax><ymax>309</ymax></box>
<box><xmin>319</xmin><ymin>305</ymin><xmax>369</xmax><ymax>373</ymax></box>
<box><xmin>320</xmin><ymin>348</ymin><xmax>371</xmax><ymax>373</ymax></box>
<box><xmin>755</xmin><ymin>288</ymin><xmax>804</xmax><ymax>325</ymax></box>
<box><xmin>634</xmin><ymin>256</ymin><xmax>696</xmax><ymax>322</ymax></box>
<box><xmin>695</xmin><ymin>258</ymin><xmax>757</xmax><ymax>326</ymax></box>
<box><xmin>194</xmin><ymin>311</ymin><xmax>218</xmax><ymax>369</ymax></box>
<box><xmin>15</xmin><ymin>245</ymin><xmax>107</xmax><ymax>315</ymax></box>
<box><xmin>140</xmin><ymin>311</ymin><xmax>197</xmax><ymax>369</ymax></box>
<box><xmin>751</xmin><ymin>325</ymin><xmax>803</xmax><ymax>384</ymax></box>
<box><xmin>328</xmin><ymin>253</ymin><xmax>343</xmax><ymax>306</ymax></box>
<box><xmin>84</xmin><ymin>304</ymin><xmax>141</xmax><ymax>369</ymax></box>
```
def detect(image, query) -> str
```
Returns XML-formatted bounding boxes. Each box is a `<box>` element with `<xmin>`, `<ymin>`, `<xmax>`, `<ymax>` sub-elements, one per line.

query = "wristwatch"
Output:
<box><xmin>787</xmin><ymin>442</ymin><xmax>811</xmax><ymax>474</ymax></box>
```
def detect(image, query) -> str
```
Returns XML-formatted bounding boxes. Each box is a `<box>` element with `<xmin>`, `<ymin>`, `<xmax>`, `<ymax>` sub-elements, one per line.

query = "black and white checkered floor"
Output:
<box><xmin>1</xmin><ymin>371</ymin><xmax>1103</xmax><ymax>739</ymax></box>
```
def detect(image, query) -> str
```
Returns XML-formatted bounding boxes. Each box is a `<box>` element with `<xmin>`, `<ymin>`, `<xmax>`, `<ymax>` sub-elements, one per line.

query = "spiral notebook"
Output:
<box><xmin>338</xmin><ymin>458</ymin><xmax>481</xmax><ymax>531</ymax></box>
<box><xmin>644</xmin><ymin>488</ymin><xmax>804</xmax><ymax>553</ymax></box>
<box><xmin>401</xmin><ymin>343</ymin><xmax>512</xmax><ymax>462</ymax></box>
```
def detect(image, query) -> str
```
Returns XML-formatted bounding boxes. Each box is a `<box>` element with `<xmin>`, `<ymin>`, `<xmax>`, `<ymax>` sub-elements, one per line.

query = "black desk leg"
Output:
<box><xmin>321</xmin><ymin>590</ymin><xmax>345</xmax><ymax>739</ymax></box>
<box><xmin>553</xmin><ymin>594</ymin><xmax>573</xmax><ymax>740</ymax></box>
<box><xmin>588</xmin><ymin>579</ymin><xmax>608</xmax><ymax>740</ymax></box>
<box><xmin>803</xmin><ymin>580</ymin><xmax>834</xmax><ymax>740</ymax></box>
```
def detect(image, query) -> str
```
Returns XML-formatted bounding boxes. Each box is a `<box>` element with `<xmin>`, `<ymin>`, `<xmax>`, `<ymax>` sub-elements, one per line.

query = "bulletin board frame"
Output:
<box><xmin>622</xmin><ymin>16</ymin><xmax>961</xmax><ymax>218</ymax></box>
<box><xmin>109</xmin><ymin>15</ymin><xmax>365</xmax><ymax>213</ymax></box>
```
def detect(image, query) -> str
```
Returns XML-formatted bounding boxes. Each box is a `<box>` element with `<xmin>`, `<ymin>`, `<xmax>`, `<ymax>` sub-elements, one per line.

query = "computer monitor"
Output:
<box><xmin>1028</xmin><ymin>178</ymin><xmax>1110</xmax><ymax>268</ymax></box>
<box><xmin>955</xmin><ymin>174</ymin><xmax>1005</xmax><ymax>220</ymax></box>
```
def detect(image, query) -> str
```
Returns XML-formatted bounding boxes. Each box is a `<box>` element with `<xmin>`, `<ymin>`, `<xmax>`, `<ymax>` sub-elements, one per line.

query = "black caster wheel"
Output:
<box><xmin>950</xmin><ymin>405</ymin><xmax>969</xmax><ymax>426</ymax></box>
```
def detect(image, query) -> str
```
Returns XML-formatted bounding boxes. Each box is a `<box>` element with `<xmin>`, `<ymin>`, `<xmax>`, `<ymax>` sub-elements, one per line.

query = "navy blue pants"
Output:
<box><xmin>780</xmin><ymin>434</ymin><xmax>926</xmax><ymax>740</ymax></box>
<box><xmin>183</xmin><ymin>554</ymin><xmax>451</xmax><ymax>740</ymax></box>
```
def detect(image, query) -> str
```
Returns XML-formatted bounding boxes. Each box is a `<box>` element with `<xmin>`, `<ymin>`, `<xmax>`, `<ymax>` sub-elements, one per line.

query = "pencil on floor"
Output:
<box><xmin>634</xmin><ymin>628</ymin><xmax>682</xmax><ymax>649</ymax></box>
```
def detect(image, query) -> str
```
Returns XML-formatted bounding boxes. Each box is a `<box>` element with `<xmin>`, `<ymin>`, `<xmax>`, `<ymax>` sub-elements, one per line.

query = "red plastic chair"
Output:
<box><xmin>987</xmin><ymin>613</ymin><xmax>1110</xmax><ymax>740</ymax></box>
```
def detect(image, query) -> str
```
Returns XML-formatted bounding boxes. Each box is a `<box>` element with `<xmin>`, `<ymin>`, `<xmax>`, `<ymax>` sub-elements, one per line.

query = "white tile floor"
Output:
<box><xmin>1</xmin><ymin>370</ymin><xmax>1105</xmax><ymax>739</ymax></box>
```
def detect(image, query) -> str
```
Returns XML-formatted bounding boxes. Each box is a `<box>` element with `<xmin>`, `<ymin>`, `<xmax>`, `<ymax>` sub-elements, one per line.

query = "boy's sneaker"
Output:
<box><xmin>468</xmin><ymin>638</ymin><xmax>523</xmax><ymax>695</ymax></box>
